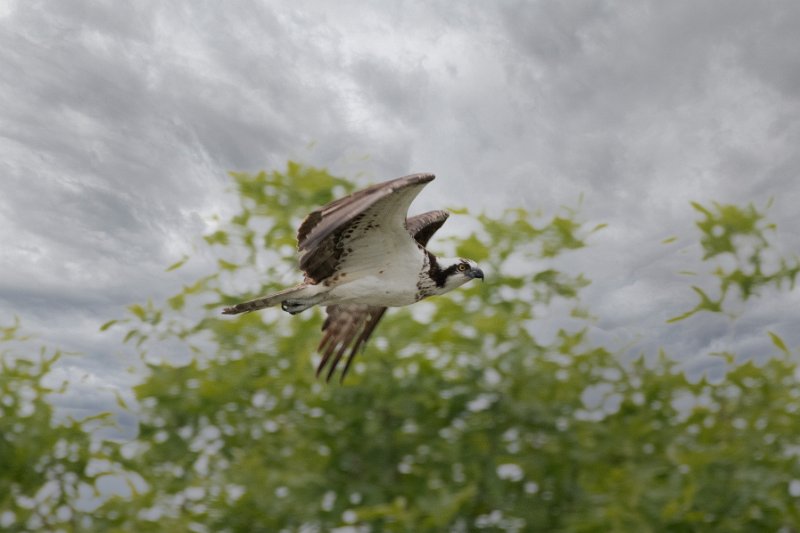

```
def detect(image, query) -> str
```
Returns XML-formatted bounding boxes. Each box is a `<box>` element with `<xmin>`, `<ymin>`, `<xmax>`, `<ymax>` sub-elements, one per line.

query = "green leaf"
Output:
<box><xmin>165</xmin><ymin>255</ymin><xmax>189</xmax><ymax>272</ymax></box>
<box><xmin>99</xmin><ymin>319</ymin><xmax>118</xmax><ymax>332</ymax></box>
<box><xmin>218</xmin><ymin>259</ymin><xmax>239</xmax><ymax>271</ymax></box>
<box><xmin>128</xmin><ymin>304</ymin><xmax>147</xmax><ymax>321</ymax></box>
<box><xmin>167</xmin><ymin>293</ymin><xmax>185</xmax><ymax>311</ymax></box>
<box><xmin>204</xmin><ymin>230</ymin><xmax>230</xmax><ymax>246</ymax></box>
<box><xmin>768</xmin><ymin>331</ymin><xmax>790</xmax><ymax>356</ymax></box>
<box><xmin>123</xmin><ymin>329</ymin><xmax>139</xmax><ymax>344</ymax></box>
<box><xmin>667</xmin><ymin>286</ymin><xmax>723</xmax><ymax>322</ymax></box>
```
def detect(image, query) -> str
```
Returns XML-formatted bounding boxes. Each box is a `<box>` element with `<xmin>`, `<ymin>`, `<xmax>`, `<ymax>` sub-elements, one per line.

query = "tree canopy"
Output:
<box><xmin>2</xmin><ymin>163</ymin><xmax>799</xmax><ymax>532</ymax></box>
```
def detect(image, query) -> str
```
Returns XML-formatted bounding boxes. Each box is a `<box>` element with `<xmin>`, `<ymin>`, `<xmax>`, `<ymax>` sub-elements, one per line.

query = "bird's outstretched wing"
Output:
<box><xmin>405</xmin><ymin>209</ymin><xmax>450</xmax><ymax>247</ymax></box>
<box><xmin>317</xmin><ymin>304</ymin><xmax>387</xmax><ymax>382</ymax></box>
<box><xmin>316</xmin><ymin>210</ymin><xmax>450</xmax><ymax>382</ymax></box>
<box><xmin>297</xmin><ymin>173</ymin><xmax>435</xmax><ymax>283</ymax></box>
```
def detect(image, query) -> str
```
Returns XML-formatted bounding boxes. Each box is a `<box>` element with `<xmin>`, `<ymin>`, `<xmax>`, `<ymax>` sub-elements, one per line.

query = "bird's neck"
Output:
<box><xmin>425</xmin><ymin>252</ymin><xmax>460</xmax><ymax>290</ymax></box>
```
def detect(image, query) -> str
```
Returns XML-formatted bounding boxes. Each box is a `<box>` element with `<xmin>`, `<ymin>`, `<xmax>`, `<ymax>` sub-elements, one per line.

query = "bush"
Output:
<box><xmin>3</xmin><ymin>163</ymin><xmax>798</xmax><ymax>531</ymax></box>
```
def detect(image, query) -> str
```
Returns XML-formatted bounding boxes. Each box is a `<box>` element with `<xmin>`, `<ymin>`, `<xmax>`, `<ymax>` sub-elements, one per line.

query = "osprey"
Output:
<box><xmin>222</xmin><ymin>173</ymin><xmax>484</xmax><ymax>381</ymax></box>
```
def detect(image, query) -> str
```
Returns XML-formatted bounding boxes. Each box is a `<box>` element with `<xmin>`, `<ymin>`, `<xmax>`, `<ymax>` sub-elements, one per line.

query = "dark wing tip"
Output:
<box><xmin>405</xmin><ymin>172</ymin><xmax>435</xmax><ymax>184</ymax></box>
<box><xmin>366</xmin><ymin>173</ymin><xmax>435</xmax><ymax>196</ymax></box>
<box><xmin>380</xmin><ymin>173</ymin><xmax>435</xmax><ymax>192</ymax></box>
<box><xmin>406</xmin><ymin>209</ymin><xmax>450</xmax><ymax>247</ymax></box>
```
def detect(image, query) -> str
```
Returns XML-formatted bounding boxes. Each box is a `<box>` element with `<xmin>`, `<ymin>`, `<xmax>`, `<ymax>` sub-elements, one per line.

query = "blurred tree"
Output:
<box><xmin>669</xmin><ymin>201</ymin><xmax>799</xmax><ymax>322</ymax></box>
<box><xmin>3</xmin><ymin>163</ymin><xmax>799</xmax><ymax>532</ymax></box>
<box><xmin>88</xmin><ymin>164</ymin><xmax>800</xmax><ymax>532</ymax></box>
<box><xmin>0</xmin><ymin>321</ymin><xmax>112</xmax><ymax>532</ymax></box>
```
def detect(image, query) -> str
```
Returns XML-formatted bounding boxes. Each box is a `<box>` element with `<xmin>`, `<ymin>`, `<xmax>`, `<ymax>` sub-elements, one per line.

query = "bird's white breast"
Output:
<box><xmin>324</xmin><ymin>241</ymin><xmax>426</xmax><ymax>307</ymax></box>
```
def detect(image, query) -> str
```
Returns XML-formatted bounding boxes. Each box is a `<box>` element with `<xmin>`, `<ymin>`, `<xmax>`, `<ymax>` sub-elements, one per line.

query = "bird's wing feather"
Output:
<box><xmin>297</xmin><ymin>173</ymin><xmax>435</xmax><ymax>283</ymax></box>
<box><xmin>317</xmin><ymin>209</ymin><xmax>451</xmax><ymax>382</ymax></box>
<box><xmin>317</xmin><ymin>305</ymin><xmax>387</xmax><ymax>382</ymax></box>
<box><xmin>405</xmin><ymin>210</ymin><xmax>450</xmax><ymax>247</ymax></box>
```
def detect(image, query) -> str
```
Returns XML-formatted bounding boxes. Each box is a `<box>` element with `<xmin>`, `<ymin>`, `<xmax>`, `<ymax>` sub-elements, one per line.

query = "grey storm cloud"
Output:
<box><xmin>1</xmin><ymin>0</ymin><xmax>799</xmax><ymax>425</ymax></box>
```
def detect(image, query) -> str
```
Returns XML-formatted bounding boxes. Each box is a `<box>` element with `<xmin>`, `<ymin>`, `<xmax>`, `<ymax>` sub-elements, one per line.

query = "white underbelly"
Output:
<box><xmin>324</xmin><ymin>235</ymin><xmax>427</xmax><ymax>307</ymax></box>
<box><xmin>326</xmin><ymin>275</ymin><xmax>419</xmax><ymax>307</ymax></box>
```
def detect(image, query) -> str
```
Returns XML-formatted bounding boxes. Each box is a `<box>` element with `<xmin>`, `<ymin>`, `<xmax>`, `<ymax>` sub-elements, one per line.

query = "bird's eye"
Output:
<box><xmin>457</xmin><ymin>263</ymin><xmax>468</xmax><ymax>272</ymax></box>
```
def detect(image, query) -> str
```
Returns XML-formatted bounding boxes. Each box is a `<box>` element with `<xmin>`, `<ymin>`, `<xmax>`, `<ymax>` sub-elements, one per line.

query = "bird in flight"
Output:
<box><xmin>222</xmin><ymin>173</ymin><xmax>484</xmax><ymax>381</ymax></box>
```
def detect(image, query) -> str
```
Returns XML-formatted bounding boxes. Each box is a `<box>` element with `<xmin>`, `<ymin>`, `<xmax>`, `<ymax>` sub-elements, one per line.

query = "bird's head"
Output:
<box><xmin>437</xmin><ymin>258</ymin><xmax>484</xmax><ymax>292</ymax></box>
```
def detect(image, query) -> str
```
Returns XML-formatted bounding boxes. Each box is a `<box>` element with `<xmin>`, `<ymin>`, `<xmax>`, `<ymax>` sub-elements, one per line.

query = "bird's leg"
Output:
<box><xmin>281</xmin><ymin>296</ymin><xmax>323</xmax><ymax>315</ymax></box>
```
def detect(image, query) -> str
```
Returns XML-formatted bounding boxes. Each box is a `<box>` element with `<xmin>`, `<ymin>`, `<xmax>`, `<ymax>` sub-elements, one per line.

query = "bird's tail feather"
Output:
<box><xmin>222</xmin><ymin>284</ymin><xmax>310</xmax><ymax>315</ymax></box>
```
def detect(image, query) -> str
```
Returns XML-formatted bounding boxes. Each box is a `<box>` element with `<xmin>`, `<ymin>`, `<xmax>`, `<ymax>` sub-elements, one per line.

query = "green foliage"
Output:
<box><xmin>669</xmin><ymin>201</ymin><xmax>800</xmax><ymax>322</ymax></box>
<box><xmin>3</xmin><ymin>163</ymin><xmax>800</xmax><ymax>531</ymax></box>
<box><xmin>82</xmin><ymin>164</ymin><xmax>799</xmax><ymax>532</ymax></box>
<box><xmin>0</xmin><ymin>321</ymin><xmax>113</xmax><ymax>532</ymax></box>
<box><xmin>87</xmin><ymin>163</ymin><xmax>597</xmax><ymax>531</ymax></box>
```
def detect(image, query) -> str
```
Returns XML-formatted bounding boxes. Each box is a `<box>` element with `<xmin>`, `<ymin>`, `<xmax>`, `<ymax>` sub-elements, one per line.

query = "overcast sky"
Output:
<box><xmin>2</xmin><ymin>1</ymin><xmax>799</xmax><ymax>421</ymax></box>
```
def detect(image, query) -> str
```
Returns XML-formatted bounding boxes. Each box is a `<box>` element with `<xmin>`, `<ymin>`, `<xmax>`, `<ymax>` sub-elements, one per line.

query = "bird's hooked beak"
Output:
<box><xmin>469</xmin><ymin>267</ymin><xmax>485</xmax><ymax>281</ymax></box>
